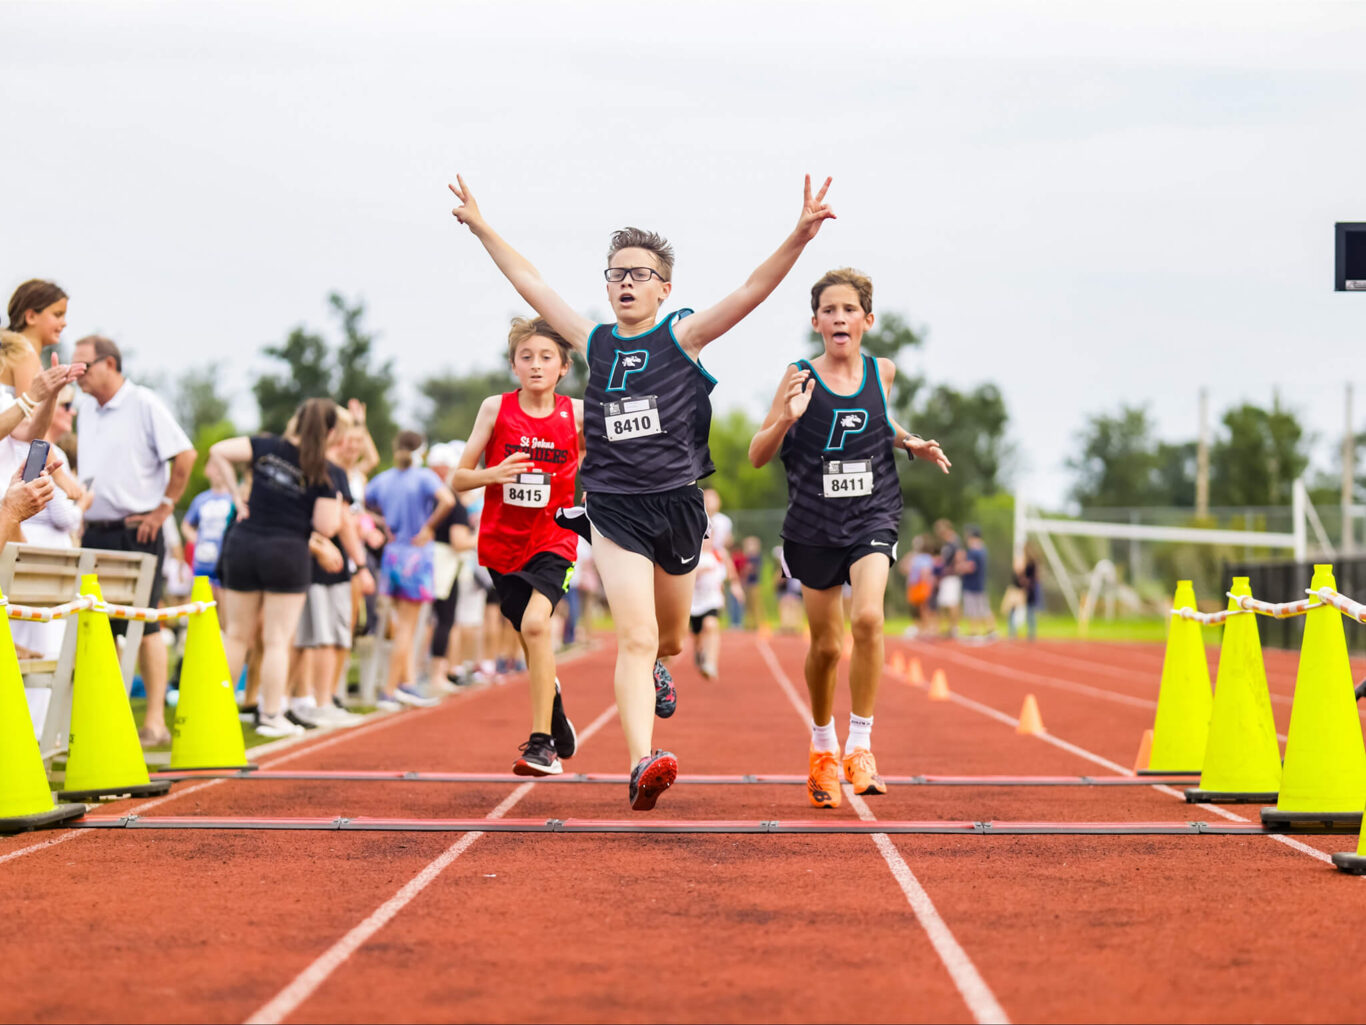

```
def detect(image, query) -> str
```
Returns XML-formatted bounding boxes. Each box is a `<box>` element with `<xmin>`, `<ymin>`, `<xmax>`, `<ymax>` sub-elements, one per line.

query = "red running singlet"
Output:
<box><xmin>477</xmin><ymin>391</ymin><xmax>580</xmax><ymax>573</ymax></box>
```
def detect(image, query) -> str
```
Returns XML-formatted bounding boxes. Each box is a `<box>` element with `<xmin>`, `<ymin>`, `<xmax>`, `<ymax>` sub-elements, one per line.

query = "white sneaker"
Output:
<box><xmin>376</xmin><ymin>694</ymin><xmax>402</xmax><ymax>712</ymax></box>
<box><xmin>256</xmin><ymin>712</ymin><xmax>305</xmax><ymax>738</ymax></box>
<box><xmin>312</xmin><ymin>704</ymin><xmax>363</xmax><ymax>727</ymax></box>
<box><xmin>395</xmin><ymin>684</ymin><xmax>438</xmax><ymax>708</ymax></box>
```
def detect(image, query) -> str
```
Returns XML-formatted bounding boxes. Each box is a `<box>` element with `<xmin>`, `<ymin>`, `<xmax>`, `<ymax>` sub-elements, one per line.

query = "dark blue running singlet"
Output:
<box><xmin>779</xmin><ymin>354</ymin><xmax>903</xmax><ymax>546</ymax></box>
<box><xmin>580</xmin><ymin>310</ymin><xmax>716</xmax><ymax>495</ymax></box>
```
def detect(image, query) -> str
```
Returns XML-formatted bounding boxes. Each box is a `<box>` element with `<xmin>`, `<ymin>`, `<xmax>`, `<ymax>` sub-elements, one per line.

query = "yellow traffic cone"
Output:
<box><xmin>909</xmin><ymin>657</ymin><xmax>925</xmax><ymax>686</ymax></box>
<box><xmin>0</xmin><ymin>585</ymin><xmax>84</xmax><ymax>833</ymax></box>
<box><xmin>889</xmin><ymin>651</ymin><xmax>907</xmax><ymax>678</ymax></box>
<box><xmin>1016</xmin><ymin>694</ymin><xmax>1045</xmax><ymax>735</ymax></box>
<box><xmin>1263</xmin><ymin>564</ymin><xmax>1366</xmax><ymax>831</ymax></box>
<box><xmin>1185</xmin><ymin>577</ymin><xmax>1281</xmax><ymax>804</ymax></box>
<box><xmin>928</xmin><ymin>669</ymin><xmax>951</xmax><ymax>701</ymax></box>
<box><xmin>1140</xmin><ymin>581</ymin><xmax>1212</xmax><ymax>775</ymax></box>
<box><xmin>56</xmin><ymin>576</ymin><xmax>172</xmax><ymax>802</ymax></box>
<box><xmin>170</xmin><ymin>578</ymin><xmax>253</xmax><ymax>771</ymax></box>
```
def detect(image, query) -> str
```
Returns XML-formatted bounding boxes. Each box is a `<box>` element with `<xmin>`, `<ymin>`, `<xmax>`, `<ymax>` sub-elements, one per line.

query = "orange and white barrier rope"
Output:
<box><xmin>1172</xmin><ymin>587</ymin><xmax>1362</xmax><ymax>625</ymax></box>
<box><xmin>0</xmin><ymin>595</ymin><xmax>215</xmax><ymax>623</ymax></box>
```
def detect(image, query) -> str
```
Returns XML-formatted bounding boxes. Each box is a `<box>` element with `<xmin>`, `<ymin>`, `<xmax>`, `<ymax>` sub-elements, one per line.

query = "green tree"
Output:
<box><xmin>417</xmin><ymin>368</ymin><xmax>517</xmax><ymax>447</ymax></box>
<box><xmin>1067</xmin><ymin>405</ymin><xmax>1160</xmax><ymax>508</ymax></box>
<box><xmin>1211</xmin><ymin>400</ymin><xmax>1310</xmax><ymax>506</ymax></box>
<box><xmin>705</xmin><ymin>409</ymin><xmax>788</xmax><ymax>511</ymax></box>
<box><xmin>253</xmin><ymin>293</ymin><xmax>398</xmax><ymax>455</ymax></box>
<box><xmin>901</xmin><ymin>382</ymin><xmax>1010</xmax><ymax>525</ymax></box>
<box><xmin>171</xmin><ymin>364</ymin><xmax>232</xmax><ymax>438</ymax></box>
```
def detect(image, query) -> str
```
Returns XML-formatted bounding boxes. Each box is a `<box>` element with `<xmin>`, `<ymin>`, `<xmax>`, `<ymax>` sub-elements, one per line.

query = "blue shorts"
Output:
<box><xmin>380</xmin><ymin>542</ymin><xmax>435</xmax><ymax>603</ymax></box>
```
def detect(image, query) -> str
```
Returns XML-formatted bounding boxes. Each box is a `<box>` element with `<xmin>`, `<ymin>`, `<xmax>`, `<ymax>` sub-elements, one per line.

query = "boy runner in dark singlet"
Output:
<box><xmin>749</xmin><ymin>268</ymin><xmax>950</xmax><ymax>808</ymax></box>
<box><xmin>451</xmin><ymin>318</ymin><xmax>585</xmax><ymax>776</ymax></box>
<box><xmin>448</xmin><ymin>174</ymin><xmax>834</xmax><ymax>809</ymax></box>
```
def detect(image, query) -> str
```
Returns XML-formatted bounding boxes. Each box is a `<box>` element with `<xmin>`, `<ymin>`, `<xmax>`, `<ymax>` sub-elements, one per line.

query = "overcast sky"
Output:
<box><xmin>6</xmin><ymin>0</ymin><xmax>1365</xmax><ymax>508</ymax></box>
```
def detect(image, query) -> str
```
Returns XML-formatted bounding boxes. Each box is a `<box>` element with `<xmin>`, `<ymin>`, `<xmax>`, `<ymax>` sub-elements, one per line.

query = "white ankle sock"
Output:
<box><xmin>811</xmin><ymin>719</ymin><xmax>839</xmax><ymax>753</ymax></box>
<box><xmin>845</xmin><ymin>713</ymin><xmax>873</xmax><ymax>755</ymax></box>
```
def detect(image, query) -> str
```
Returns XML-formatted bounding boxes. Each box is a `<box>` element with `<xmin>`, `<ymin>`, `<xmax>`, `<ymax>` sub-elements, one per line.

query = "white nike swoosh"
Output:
<box><xmin>870</xmin><ymin>541</ymin><xmax>890</xmax><ymax>546</ymax></box>
<box><xmin>680</xmin><ymin>555</ymin><xmax>696</xmax><ymax>563</ymax></box>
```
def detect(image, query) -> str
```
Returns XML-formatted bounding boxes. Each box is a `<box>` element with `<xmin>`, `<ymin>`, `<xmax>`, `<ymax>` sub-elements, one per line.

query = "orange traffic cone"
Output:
<box><xmin>841</xmin><ymin>632</ymin><xmax>853</xmax><ymax>660</ymax></box>
<box><xmin>1017</xmin><ymin>694</ymin><xmax>1046</xmax><ymax>736</ymax></box>
<box><xmin>890</xmin><ymin>651</ymin><xmax>907</xmax><ymax>678</ymax></box>
<box><xmin>928</xmin><ymin>669</ymin><xmax>951</xmax><ymax>701</ymax></box>
<box><xmin>757</xmin><ymin>620</ymin><xmax>772</xmax><ymax>640</ymax></box>
<box><xmin>909</xmin><ymin>657</ymin><xmax>925</xmax><ymax>686</ymax></box>
<box><xmin>1133</xmin><ymin>729</ymin><xmax>1154</xmax><ymax>774</ymax></box>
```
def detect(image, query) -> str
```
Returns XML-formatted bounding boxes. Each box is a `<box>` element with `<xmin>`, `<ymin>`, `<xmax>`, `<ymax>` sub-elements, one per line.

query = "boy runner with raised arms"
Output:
<box><xmin>449</xmin><ymin>174</ymin><xmax>834</xmax><ymax>810</ymax></box>
<box><xmin>451</xmin><ymin>317</ymin><xmax>584</xmax><ymax>776</ymax></box>
<box><xmin>749</xmin><ymin>268</ymin><xmax>950</xmax><ymax>808</ymax></box>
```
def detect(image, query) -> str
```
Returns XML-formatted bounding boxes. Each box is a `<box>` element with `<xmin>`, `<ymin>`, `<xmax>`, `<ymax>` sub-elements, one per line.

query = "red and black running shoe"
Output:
<box><xmin>629</xmin><ymin>750</ymin><xmax>678</xmax><ymax>811</ymax></box>
<box><xmin>653</xmin><ymin>659</ymin><xmax>676</xmax><ymax>719</ymax></box>
<box><xmin>513</xmin><ymin>733</ymin><xmax>562</xmax><ymax>777</ymax></box>
<box><xmin>550</xmin><ymin>679</ymin><xmax>577</xmax><ymax>759</ymax></box>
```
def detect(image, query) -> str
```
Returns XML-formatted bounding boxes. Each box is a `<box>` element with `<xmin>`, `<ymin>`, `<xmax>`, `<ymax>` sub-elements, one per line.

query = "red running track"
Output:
<box><xmin>2</xmin><ymin>632</ymin><xmax>1366</xmax><ymax>1024</ymax></box>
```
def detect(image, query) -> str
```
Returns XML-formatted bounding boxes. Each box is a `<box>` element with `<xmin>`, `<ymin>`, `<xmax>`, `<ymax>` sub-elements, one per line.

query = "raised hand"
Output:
<box><xmin>347</xmin><ymin>398</ymin><xmax>367</xmax><ymax>425</ymax></box>
<box><xmin>905</xmin><ymin>436</ymin><xmax>952</xmax><ymax>474</ymax></box>
<box><xmin>487</xmin><ymin>449</ymin><xmax>532</xmax><ymax>484</ymax></box>
<box><xmin>794</xmin><ymin>174</ymin><xmax>835</xmax><ymax>244</ymax></box>
<box><xmin>448</xmin><ymin>175</ymin><xmax>484</xmax><ymax>229</ymax></box>
<box><xmin>783</xmin><ymin>367</ymin><xmax>814</xmax><ymax>423</ymax></box>
<box><xmin>29</xmin><ymin>354</ymin><xmax>85</xmax><ymax>403</ymax></box>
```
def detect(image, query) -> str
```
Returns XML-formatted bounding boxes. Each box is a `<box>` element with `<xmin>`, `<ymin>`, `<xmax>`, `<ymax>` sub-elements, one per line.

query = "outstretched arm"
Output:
<box><xmin>748</xmin><ymin>364</ymin><xmax>812</xmax><ymax>468</ymax></box>
<box><xmin>878</xmin><ymin>359</ymin><xmax>951</xmax><ymax>474</ymax></box>
<box><xmin>675</xmin><ymin>175</ymin><xmax>834</xmax><ymax>358</ymax></box>
<box><xmin>448</xmin><ymin>176</ymin><xmax>594</xmax><ymax>352</ymax></box>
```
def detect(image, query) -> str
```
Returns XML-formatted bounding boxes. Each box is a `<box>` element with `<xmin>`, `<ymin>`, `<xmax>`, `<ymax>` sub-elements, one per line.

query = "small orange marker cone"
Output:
<box><xmin>928</xmin><ymin>669</ymin><xmax>951</xmax><ymax>701</ymax></box>
<box><xmin>1017</xmin><ymin>694</ymin><xmax>1045</xmax><ymax>735</ymax></box>
<box><xmin>757</xmin><ymin>620</ymin><xmax>772</xmax><ymax>640</ymax></box>
<box><xmin>890</xmin><ymin>651</ymin><xmax>907</xmax><ymax>678</ymax></box>
<box><xmin>841</xmin><ymin>632</ymin><xmax>853</xmax><ymax>660</ymax></box>
<box><xmin>1133</xmin><ymin>729</ymin><xmax>1154</xmax><ymax>773</ymax></box>
<box><xmin>909</xmin><ymin>657</ymin><xmax>925</xmax><ymax>686</ymax></box>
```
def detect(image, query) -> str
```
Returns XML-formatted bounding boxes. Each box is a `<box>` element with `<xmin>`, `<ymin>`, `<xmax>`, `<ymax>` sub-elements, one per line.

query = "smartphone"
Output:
<box><xmin>21</xmin><ymin>440</ymin><xmax>49</xmax><ymax>483</ymax></box>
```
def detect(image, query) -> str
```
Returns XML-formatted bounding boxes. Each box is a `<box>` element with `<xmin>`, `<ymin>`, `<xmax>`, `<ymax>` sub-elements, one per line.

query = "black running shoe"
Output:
<box><xmin>550</xmin><ymin>679</ymin><xmax>577</xmax><ymax>759</ymax></box>
<box><xmin>513</xmin><ymin>733</ymin><xmax>562</xmax><ymax>776</ymax></box>
<box><xmin>654</xmin><ymin>659</ymin><xmax>676</xmax><ymax>719</ymax></box>
<box><xmin>554</xmin><ymin>506</ymin><xmax>593</xmax><ymax>543</ymax></box>
<box><xmin>629</xmin><ymin>750</ymin><xmax>678</xmax><ymax>811</ymax></box>
<box><xmin>1357</xmin><ymin>679</ymin><xmax>1366</xmax><ymax>702</ymax></box>
<box><xmin>284</xmin><ymin>708</ymin><xmax>318</xmax><ymax>730</ymax></box>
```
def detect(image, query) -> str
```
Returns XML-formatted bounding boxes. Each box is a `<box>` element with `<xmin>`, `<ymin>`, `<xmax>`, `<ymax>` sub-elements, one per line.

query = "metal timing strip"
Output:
<box><xmin>149</xmin><ymin>770</ymin><xmax>1198</xmax><ymax>787</ymax></box>
<box><xmin>69</xmin><ymin>815</ymin><xmax>1273</xmax><ymax>835</ymax></box>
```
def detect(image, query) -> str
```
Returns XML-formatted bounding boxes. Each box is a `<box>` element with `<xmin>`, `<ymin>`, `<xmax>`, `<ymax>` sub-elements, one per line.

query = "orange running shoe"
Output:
<box><xmin>808</xmin><ymin>747</ymin><xmax>842</xmax><ymax>808</ymax></box>
<box><xmin>842</xmin><ymin>747</ymin><xmax>888</xmax><ymax>795</ymax></box>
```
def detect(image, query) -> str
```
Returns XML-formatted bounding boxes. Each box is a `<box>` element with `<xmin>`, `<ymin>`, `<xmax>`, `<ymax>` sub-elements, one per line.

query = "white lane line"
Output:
<box><xmin>905</xmin><ymin>658</ymin><xmax>1347</xmax><ymax>870</ymax></box>
<box><xmin>244</xmin><ymin>701</ymin><xmax>619</xmax><ymax>1025</ymax></box>
<box><xmin>756</xmin><ymin>640</ymin><xmax>1010</xmax><ymax>1025</ymax></box>
<box><xmin>919</xmin><ymin>645</ymin><xmax>1156</xmax><ymax>710</ymax></box>
<box><xmin>1</xmin><ymin>665</ymin><xmax>546</xmax><ymax>867</ymax></box>
<box><xmin>1021</xmin><ymin>646</ymin><xmax>1296</xmax><ymax>708</ymax></box>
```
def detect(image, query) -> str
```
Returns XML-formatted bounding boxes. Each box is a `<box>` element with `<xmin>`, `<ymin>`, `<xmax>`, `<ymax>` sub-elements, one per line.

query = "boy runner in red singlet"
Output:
<box><xmin>451</xmin><ymin>317</ymin><xmax>585</xmax><ymax>775</ymax></box>
<box><xmin>449</xmin><ymin>174</ymin><xmax>834</xmax><ymax>810</ymax></box>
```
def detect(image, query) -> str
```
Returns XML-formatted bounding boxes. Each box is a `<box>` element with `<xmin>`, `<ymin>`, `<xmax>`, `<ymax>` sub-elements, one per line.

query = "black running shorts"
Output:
<box><xmin>688</xmin><ymin>608</ymin><xmax>720</xmax><ymax>635</ymax></box>
<box><xmin>221</xmin><ymin>527</ymin><xmax>312</xmax><ymax>594</ymax></box>
<box><xmin>489</xmin><ymin>552</ymin><xmax>575</xmax><ymax>632</ymax></box>
<box><xmin>583</xmin><ymin>484</ymin><xmax>708</xmax><ymax>576</ymax></box>
<box><xmin>781</xmin><ymin>529</ymin><xmax>899</xmax><ymax>591</ymax></box>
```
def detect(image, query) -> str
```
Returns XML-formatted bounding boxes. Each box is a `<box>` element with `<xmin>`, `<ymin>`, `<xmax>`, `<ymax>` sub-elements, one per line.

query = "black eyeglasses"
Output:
<box><xmin>604</xmin><ymin>267</ymin><xmax>667</xmax><ymax>283</ymax></box>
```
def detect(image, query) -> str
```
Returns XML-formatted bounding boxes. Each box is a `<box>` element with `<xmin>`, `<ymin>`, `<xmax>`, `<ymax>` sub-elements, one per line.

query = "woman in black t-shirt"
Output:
<box><xmin>208</xmin><ymin>398</ymin><xmax>350</xmax><ymax>738</ymax></box>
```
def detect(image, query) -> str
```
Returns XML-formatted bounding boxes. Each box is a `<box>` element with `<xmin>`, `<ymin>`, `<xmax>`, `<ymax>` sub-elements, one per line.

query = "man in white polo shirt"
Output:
<box><xmin>72</xmin><ymin>335</ymin><xmax>196</xmax><ymax>747</ymax></box>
